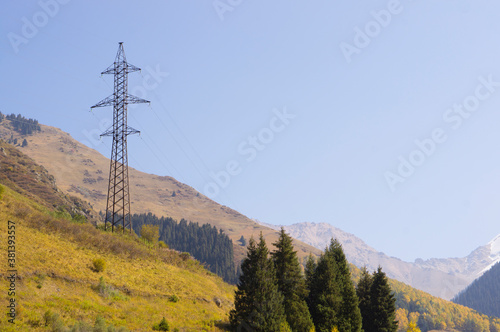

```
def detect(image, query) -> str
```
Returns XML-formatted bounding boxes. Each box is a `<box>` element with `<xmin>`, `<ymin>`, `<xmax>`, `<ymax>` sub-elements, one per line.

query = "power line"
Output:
<box><xmin>128</xmin><ymin>111</ymin><xmax>185</xmax><ymax>180</ymax></box>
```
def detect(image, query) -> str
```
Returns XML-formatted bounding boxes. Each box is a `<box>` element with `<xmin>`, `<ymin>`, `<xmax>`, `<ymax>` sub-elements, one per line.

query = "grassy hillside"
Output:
<box><xmin>0</xmin><ymin>184</ymin><xmax>234</xmax><ymax>331</ymax></box>
<box><xmin>1</xmin><ymin>176</ymin><xmax>498</xmax><ymax>331</ymax></box>
<box><xmin>0</xmin><ymin>120</ymin><xmax>322</xmax><ymax>265</ymax></box>
<box><xmin>0</xmin><ymin>139</ymin><xmax>98</xmax><ymax>223</ymax></box>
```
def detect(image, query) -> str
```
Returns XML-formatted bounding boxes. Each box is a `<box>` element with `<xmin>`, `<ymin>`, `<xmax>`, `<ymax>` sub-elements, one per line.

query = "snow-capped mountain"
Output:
<box><xmin>482</xmin><ymin>233</ymin><xmax>500</xmax><ymax>274</ymax></box>
<box><xmin>260</xmin><ymin>221</ymin><xmax>500</xmax><ymax>300</ymax></box>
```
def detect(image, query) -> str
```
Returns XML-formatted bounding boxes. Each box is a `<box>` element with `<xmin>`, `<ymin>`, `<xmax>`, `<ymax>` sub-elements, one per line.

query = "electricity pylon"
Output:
<box><xmin>91</xmin><ymin>42</ymin><xmax>149</xmax><ymax>232</ymax></box>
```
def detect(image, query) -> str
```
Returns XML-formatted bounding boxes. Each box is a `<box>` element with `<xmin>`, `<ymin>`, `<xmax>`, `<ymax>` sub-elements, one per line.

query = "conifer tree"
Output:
<box><xmin>308</xmin><ymin>239</ymin><xmax>362</xmax><ymax>332</ymax></box>
<box><xmin>329</xmin><ymin>239</ymin><xmax>362</xmax><ymax>332</ymax></box>
<box><xmin>305</xmin><ymin>253</ymin><xmax>316</xmax><ymax>293</ymax></box>
<box><xmin>369</xmin><ymin>267</ymin><xmax>398</xmax><ymax>332</ymax></box>
<box><xmin>131</xmin><ymin>213</ymin><xmax>236</xmax><ymax>283</ymax></box>
<box><xmin>230</xmin><ymin>234</ymin><xmax>285</xmax><ymax>332</ymax></box>
<box><xmin>272</xmin><ymin>228</ymin><xmax>314</xmax><ymax>332</ymax></box>
<box><xmin>356</xmin><ymin>266</ymin><xmax>373</xmax><ymax>331</ymax></box>
<box><xmin>308</xmin><ymin>242</ymin><xmax>341</xmax><ymax>332</ymax></box>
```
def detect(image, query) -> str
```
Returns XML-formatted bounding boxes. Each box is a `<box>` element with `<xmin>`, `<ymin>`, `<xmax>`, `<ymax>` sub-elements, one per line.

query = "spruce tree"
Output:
<box><xmin>230</xmin><ymin>234</ymin><xmax>285</xmax><ymax>332</ymax></box>
<box><xmin>308</xmin><ymin>241</ymin><xmax>342</xmax><ymax>332</ymax></box>
<box><xmin>272</xmin><ymin>228</ymin><xmax>314</xmax><ymax>332</ymax></box>
<box><xmin>329</xmin><ymin>239</ymin><xmax>362</xmax><ymax>332</ymax></box>
<box><xmin>308</xmin><ymin>239</ymin><xmax>362</xmax><ymax>332</ymax></box>
<box><xmin>369</xmin><ymin>267</ymin><xmax>398</xmax><ymax>332</ymax></box>
<box><xmin>356</xmin><ymin>266</ymin><xmax>373</xmax><ymax>331</ymax></box>
<box><xmin>305</xmin><ymin>253</ymin><xmax>316</xmax><ymax>293</ymax></box>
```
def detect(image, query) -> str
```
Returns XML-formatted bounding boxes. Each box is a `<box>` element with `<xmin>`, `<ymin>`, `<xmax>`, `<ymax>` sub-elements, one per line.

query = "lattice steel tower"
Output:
<box><xmin>91</xmin><ymin>42</ymin><xmax>149</xmax><ymax>232</ymax></box>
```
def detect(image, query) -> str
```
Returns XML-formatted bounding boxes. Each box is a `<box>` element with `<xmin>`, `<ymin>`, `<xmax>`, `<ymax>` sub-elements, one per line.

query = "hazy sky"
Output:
<box><xmin>2</xmin><ymin>0</ymin><xmax>500</xmax><ymax>261</ymax></box>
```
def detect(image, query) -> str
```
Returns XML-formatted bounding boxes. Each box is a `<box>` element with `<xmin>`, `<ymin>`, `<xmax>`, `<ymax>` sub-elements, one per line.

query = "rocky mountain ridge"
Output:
<box><xmin>259</xmin><ymin>221</ymin><xmax>500</xmax><ymax>300</ymax></box>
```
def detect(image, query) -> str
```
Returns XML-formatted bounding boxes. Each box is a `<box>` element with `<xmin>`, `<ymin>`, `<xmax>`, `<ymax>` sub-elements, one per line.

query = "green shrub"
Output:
<box><xmin>169</xmin><ymin>294</ymin><xmax>179</xmax><ymax>303</ymax></box>
<box><xmin>93</xmin><ymin>277</ymin><xmax>128</xmax><ymax>301</ymax></box>
<box><xmin>52</xmin><ymin>207</ymin><xmax>72</xmax><ymax>220</ymax></box>
<box><xmin>44</xmin><ymin>310</ymin><xmax>55</xmax><ymax>327</ymax></box>
<box><xmin>140</xmin><ymin>224</ymin><xmax>159</xmax><ymax>246</ymax></box>
<box><xmin>93</xmin><ymin>316</ymin><xmax>107</xmax><ymax>332</ymax></box>
<box><xmin>92</xmin><ymin>258</ymin><xmax>106</xmax><ymax>272</ymax></box>
<box><xmin>153</xmin><ymin>317</ymin><xmax>170</xmax><ymax>331</ymax></box>
<box><xmin>44</xmin><ymin>310</ymin><xmax>66</xmax><ymax>332</ymax></box>
<box><xmin>35</xmin><ymin>273</ymin><xmax>46</xmax><ymax>289</ymax></box>
<box><xmin>69</xmin><ymin>320</ymin><xmax>92</xmax><ymax>331</ymax></box>
<box><xmin>158</xmin><ymin>241</ymin><xmax>169</xmax><ymax>249</ymax></box>
<box><xmin>72</xmin><ymin>213</ymin><xmax>86</xmax><ymax>224</ymax></box>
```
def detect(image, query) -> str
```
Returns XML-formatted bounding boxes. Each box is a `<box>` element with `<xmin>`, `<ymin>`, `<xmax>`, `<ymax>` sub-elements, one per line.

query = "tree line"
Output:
<box><xmin>230</xmin><ymin>228</ymin><xmax>397</xmax><ymax>332</ymax></box>
<box><xmin>0</xmin><ymin>112</ymin><xmax>41</xmax><ymax>135</ymax></box>
<box><xmin>131</xmin><ymin>213</ymin><xmax>236</xmax><ymax>283</ymax></box>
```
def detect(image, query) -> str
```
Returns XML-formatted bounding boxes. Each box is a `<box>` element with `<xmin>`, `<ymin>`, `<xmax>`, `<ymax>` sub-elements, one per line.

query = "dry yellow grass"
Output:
<box><xmin>0</xmin><ymin>185</ymin><xmax>234</xmax><ymax>331</ymax></box>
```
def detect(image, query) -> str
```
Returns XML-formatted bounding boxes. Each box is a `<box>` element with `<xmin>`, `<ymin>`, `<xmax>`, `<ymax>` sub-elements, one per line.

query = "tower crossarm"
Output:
<box><xmin>101</xmin><ymin>62</ymin><xmax>142</xmax><ymax>75</ymax></box>
<box><xmin>91</xmin><ymin>95</ymin><xmax>115</xmax><ymax>109</ymax></box>
<box><xmin>100</xmin><ymin>125</ymin><xmax>140</xmax><ymax>137</ymax></box>
<box><xmin>127</xmin><ymin>94</ymin><xmax>150</xmax><ymax>105</ymax></box>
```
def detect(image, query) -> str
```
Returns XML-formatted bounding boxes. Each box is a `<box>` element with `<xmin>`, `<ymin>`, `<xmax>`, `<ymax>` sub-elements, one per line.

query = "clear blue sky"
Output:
<box><xmin>2</xmin><ymin>0</ymin><xmax>500</xmax><ymax>261</ymax></box>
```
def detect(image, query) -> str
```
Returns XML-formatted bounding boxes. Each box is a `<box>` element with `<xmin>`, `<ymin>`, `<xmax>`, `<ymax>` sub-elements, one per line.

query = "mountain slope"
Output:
<box><xmin>388</xmin><ymin>274</ymin><xmax>500</xmax><ymax>331</ymax></box>
<box><xmin>2</xmin><ymin>178</ymin><xmax>498</xmax><ymax>332</ymax></box>
<box><xmin>452</xmin><ymin>261</ymin><xmax>500</xmax><ymax>318</ymax></box>
<box><xmin>0</xmin><ymin>120</ymin><xmax>322</xmax><ymax>265</ymax></box>
<box><xmin>0</xmin><ymin>177</ymin><xmax>234</xmax><ymax>331</ymax></box>
<box><xmin>270</xmin><ymin>221</ymin><xmax>500</xmax><ymax>300</ymax></box>
<box><xmin>0</xmin><ymin>139</ymin><xmax>98</xmax><ymax>222</ymax></box>
<box><xmin>4</xmin><ymin>118</ymin><xmax>498</xmax><ymax>300</ymax></box>
<box><xmin>2</xmin><ymin>140</ymin><xmax>499</xmax><ymax>331</ymax></box>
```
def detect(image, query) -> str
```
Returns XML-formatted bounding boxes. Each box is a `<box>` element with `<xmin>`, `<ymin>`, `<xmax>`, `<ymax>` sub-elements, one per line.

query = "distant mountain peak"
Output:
<box><xmin>268</xmin><ymin>221</ymin><xmax>500</xmax><ymax>300</ymax></box>
<box><xmin>479</xmin><ymin>233</ymin><xmax>500</xmax><ymax>275</ymax></box>
<box><xmin>489</xmin><ymin>233</ymin><xmax>500</xmax><ymax>259</ymax></box>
